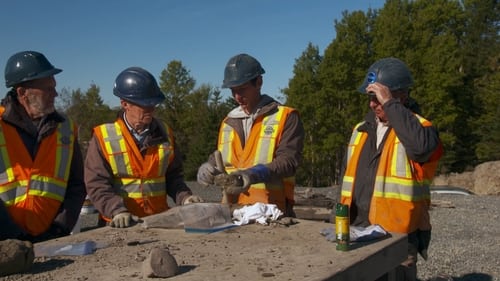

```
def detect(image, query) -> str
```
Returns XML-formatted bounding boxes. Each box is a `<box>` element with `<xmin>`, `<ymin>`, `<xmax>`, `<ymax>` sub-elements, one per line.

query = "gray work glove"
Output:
<box><xmin>110</xmin><ymin>212</ymin><xmax>138</xmax><ymax>228</ymax></box>
<box><xmin>197</xmin><ymin>162</ymin><xmax>224</xmax><ymax>187</ymax></box>
<box><xmin>182</xmin><ymin>195</ymin><xmax>204</xmax><ymax>205</ymax></box>
<box><xmin>226</xmin><ymin>164</ymin><xmax>271</xmax><ymax>195</ymax></box>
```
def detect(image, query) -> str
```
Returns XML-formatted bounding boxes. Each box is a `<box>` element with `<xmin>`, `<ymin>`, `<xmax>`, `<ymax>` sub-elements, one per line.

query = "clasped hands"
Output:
<box><xmin>197</xmin><ymin>160</ymin><xmax>269</xmax><ymax>195</ymax></box>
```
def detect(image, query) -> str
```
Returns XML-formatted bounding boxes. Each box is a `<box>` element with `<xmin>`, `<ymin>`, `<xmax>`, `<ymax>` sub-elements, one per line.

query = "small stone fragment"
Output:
<box><xmin>142</xmin><ymin>248</ymin><xmax>178</xmax><ymax>278</ymax></box>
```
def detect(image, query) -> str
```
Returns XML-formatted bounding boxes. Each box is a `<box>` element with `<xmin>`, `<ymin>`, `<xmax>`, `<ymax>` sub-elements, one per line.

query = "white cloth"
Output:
<box><xmin>232</xmin><ymin>203</ymin><xmax>283</xmax><ymax>226</ymax></box>
<box><xmin>350</xmin><ymin>224</ymin><xmax>387</xmax><ymax>242</ymax></box>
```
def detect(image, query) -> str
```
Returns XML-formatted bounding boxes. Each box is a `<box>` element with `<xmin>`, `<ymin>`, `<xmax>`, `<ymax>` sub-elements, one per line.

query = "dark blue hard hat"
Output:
<box><xmin>113</xmin><ymin>67</ymin><xmax>165</xmax><ymax>107</ymax></box>
<box><xmin>4</xmin><ymin>51</ymin><xmax>62</xmax><ymax>88</ymax></box>
<box><xmin>222</xmin><ymin>53</ymin><xmax>265</xmax><ymax>88</ymax></box>
<box><xmin>358</xmin><ymin>57</ymin><xmax>413</xmax><ymax>93</ymax></box>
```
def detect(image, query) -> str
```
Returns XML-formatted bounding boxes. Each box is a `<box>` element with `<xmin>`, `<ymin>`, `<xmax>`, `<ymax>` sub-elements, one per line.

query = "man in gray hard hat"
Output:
<box><xmin>197</xmin><ymin>53</ymin><xmax>304</xmax><ymax>217</ymax></box>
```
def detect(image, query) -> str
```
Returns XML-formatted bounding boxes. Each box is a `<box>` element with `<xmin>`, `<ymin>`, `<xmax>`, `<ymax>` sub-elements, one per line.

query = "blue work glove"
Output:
<box><xmin>228</xmin><ymin>164</ymin><xmax>271</xmax><ymax>193</ymax></box>
<box><xmin>197</xmin><ymin>162</ymin><xmax>224</xmax><ymax>187</ymax></box>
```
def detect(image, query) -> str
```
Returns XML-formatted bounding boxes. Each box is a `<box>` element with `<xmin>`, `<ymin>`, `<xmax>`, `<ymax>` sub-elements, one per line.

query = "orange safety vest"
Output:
<box><xmin>218</xmin><ymin>106</ymin><xmax>296</xmax><ymax>211</ymax></box>
<box><xmin>93</xmin><ymin>119</ymin><xmax>174</xmax><ymax>219</ymax></box>
<box><xmin>0</xmin><ymin>108</ymin><xmax>75</xmax><ymax>236</ymax></box>
<box><xmin>340</xmin><ymin>114</ymin><xmax>443</xmax><ymax>233</ymax></box>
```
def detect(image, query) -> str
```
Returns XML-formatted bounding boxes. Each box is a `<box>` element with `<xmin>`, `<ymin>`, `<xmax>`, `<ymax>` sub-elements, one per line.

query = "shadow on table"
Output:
<box><xmin>30</xmin><ymin>259</ymin><xmax>75</xmax><ymax>273</ymax></box>
<box><xmin>449</xmin><ymin>273</ymin><xmax>492</xmax><ymax>281</ymax></box>
<box><xmin>425</xmin><ymin>272</ymin><xmax>493</xmax><ymax>281</ymax></box>
<box><xmin>177</xmin><ymin>265</ymin><xmax>197</xmax><ymax>275</ymax></box>
<box><xmin>348</xmin><ymin>234</ymin><xmax>392</xmax><ymax>251</ymax></box>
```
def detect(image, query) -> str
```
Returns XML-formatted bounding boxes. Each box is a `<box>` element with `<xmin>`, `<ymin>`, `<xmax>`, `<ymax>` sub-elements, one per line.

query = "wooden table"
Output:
<box><xmin>23</xmin><ymin>219</ymin><xmax>406</xmax><ymax>281</ymax></box>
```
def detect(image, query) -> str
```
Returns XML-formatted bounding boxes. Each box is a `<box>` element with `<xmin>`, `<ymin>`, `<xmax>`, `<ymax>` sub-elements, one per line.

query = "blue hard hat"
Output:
<box><xmin>358</xmin><ymin>57</ymin><xmax>413</xmax><ymax>93</ymax></box>
<box><xmin>113</xmin><ymin>67</ymin><xmax>165</xmax><ymax>107</ymax></box>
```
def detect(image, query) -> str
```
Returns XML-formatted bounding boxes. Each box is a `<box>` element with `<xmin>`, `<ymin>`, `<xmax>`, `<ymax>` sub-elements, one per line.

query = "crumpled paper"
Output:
<box><xmin>233</xmin><ymin>203</ymin><xmax>283</xmax><ymax>225</ymax></box>
<box><xmin>320</xmin><ymin>224</ymin><xmax>388</xmax><ymax>242</ymax></box>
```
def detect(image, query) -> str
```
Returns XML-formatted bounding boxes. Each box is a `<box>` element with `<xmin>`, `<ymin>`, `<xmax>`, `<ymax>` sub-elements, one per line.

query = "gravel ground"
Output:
<box><xmin>79</xmin><ymin>183</ymin><xmax>499</xmax><ymax>281</ymax></box>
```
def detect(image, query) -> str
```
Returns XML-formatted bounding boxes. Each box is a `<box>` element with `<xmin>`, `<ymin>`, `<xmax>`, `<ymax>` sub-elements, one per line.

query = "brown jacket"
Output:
<box><xmin>84</xmin><ymin>112</ymin><xmax>193</xmax><ymax>219</ymax></box>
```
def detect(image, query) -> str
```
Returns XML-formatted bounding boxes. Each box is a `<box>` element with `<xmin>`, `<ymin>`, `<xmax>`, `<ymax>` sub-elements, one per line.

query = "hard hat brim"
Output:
<box><xmin>120</xmin><ymin>94</ymin><xmax>166</xmax><ymax>107</ymax></box>
<box><xmin>6</xmin><ymin>68</ymin><xmax>62</xmax><ymax>88</ymax></box>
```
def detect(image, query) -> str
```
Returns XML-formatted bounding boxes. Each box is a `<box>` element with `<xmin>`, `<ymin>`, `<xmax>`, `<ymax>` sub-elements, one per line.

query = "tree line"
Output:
<box><xmin>57</xmin><ymin>0</ymin><xmax>499</xmax><ymax>187</ymax></box>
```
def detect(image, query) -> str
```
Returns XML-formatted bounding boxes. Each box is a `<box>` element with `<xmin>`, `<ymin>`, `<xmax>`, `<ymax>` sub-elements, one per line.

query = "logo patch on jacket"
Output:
<box><xmin>264</xmin><ymin>125</ymin><xmax>275</xmax><ymax>135</ymax></box>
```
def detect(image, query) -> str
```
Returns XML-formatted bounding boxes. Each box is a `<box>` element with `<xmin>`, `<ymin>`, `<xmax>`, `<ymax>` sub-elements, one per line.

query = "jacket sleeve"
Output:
<box><xmin>383</xmin><ymin>99</ymin><xmax>441</xmax><ymax>163</ymax></box>
<box><xmin>165</xmin><ymin>142</ymin><xmax>193</xmax><ymax>205</ymax></box>
<box><xmin>84</xmin><ymin>135</ymin><xmax>128</xmax><ymax>218</ymax></box>
<box><xmin>266</xmin><ymin>111</ymin><xmax>305</xmax><ymax>178</ymax></box>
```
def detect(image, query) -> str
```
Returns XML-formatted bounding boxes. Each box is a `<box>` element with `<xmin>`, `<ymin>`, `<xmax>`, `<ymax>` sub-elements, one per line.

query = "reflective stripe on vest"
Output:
<box><xmin>95</xmin><ymin>120</ymin><xmax>172</xmax><ymax>202</ymax></box>
<box><xmin>341</xmin><ymin>123</ymin><xmax>366</xmax><ymax>196</ymax></box>
<box><xmin>0</xmin><ymin>118</ymin><xmax>74</xmax><ymax>205</ymax></box>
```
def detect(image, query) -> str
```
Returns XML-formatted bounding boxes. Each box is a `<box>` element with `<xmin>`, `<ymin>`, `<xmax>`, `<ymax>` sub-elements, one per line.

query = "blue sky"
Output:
<box><xmin>0</xmin><ymin>0</ymin><xmax>385</xmax><ymax>107</ymax></box>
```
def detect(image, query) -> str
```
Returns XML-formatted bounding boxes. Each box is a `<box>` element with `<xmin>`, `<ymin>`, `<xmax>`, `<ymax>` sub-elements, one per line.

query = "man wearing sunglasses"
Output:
<box><xmin>340</xmin><ymin>58</ymin><xmax>443</xmax><ymax>281</ymax></box>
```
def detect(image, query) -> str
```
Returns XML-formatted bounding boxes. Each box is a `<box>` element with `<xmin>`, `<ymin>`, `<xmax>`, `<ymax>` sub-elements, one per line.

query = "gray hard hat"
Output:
<box><xmin>113</xmin><ymin>67</ymin><xmax>165</xmax><ymax>107</ymax></box>
<box><xmin>358</xmin><ymin>57</ymin><xmax>413</xmax><ymax>93</ymax></box>
<box><xmin>222</xmin><ymin>53</ymin><xmax>265</xmax><ymax>88</ymax></box>
<box><xmin>4</xmin><ymin>51</ymin><xmax>62</xmax><ymax>88</ymax></box>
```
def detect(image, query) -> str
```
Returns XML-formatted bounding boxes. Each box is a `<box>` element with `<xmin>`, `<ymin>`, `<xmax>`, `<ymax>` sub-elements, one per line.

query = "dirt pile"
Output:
<box><xmin>433</xmin><ymin>160</ymin><xmax>500</xmax><ymax>195</ymax></box>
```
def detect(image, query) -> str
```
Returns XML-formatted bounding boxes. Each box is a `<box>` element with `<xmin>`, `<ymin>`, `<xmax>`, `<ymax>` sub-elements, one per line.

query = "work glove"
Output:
<box><xmin>110</xmin><ymin>212</ymin><xmax>138</xmax><ymax>228</ymax></box>
<box><xmin>226</xmin><ymin>164</ymin><xmax>270</xmax><ymax>195</ymax></box>
<box><xmin>197</xmin><ymin>162</ymin><xmax>224</xmax><ymax>187</ymax></box>
<box><xmin>182</xmin><ymin>195</ymin><xmax>204</xmax><ymax>205</ymax></box>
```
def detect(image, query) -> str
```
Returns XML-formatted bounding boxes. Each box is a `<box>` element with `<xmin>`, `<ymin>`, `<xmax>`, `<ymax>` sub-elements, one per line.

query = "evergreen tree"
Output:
<box><xmin>283</xmin><ymin>43</ymin><xmax>323</xmax><ymax>186</ymax></box>
<box><xmin>373</xmin><ymin>0</ymin><xmax>466</xmax><ymax>172</ymax></box>
<box><xmin>60</xmin><ymin>84</ymin><xmax>116</xmax><ymax>155</ymax></box>
<box><xmin>459</xmin><ymin>0</ymin><xmax>500</xmax><ymax>169</ymax></box>
<box><xmin>158</xmin><ymin>60</ymin><xmax>196</xmax><ymax>159</ymax></box>
<box><xmin>181</xmin><ymin>84</ymin><xmax>232</xmax><ymax>179</ymax></box>
<box><xmin>316</xmin><ymin>10</ymin><xmax>377</xmax><ymax>186</ymax></box>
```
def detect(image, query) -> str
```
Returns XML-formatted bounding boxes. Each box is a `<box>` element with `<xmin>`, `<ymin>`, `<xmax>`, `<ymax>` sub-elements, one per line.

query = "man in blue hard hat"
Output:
<box><xmin>84</xmin><ymin>66</ymin><xmax>203</xmax><ymax>228</ymax></box>
<box><xmin>340</xmin><ymin>57</ymin><xmax>443</xmax><ymax>281</ymax></box>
